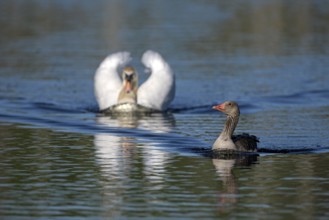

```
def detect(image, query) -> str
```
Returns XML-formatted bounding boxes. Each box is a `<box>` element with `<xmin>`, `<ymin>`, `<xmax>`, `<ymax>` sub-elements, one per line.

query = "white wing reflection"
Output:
<box><xmin>94</xmin><ymin>113</ymin><xmax>175</xmax><ymax>184</ymax></box>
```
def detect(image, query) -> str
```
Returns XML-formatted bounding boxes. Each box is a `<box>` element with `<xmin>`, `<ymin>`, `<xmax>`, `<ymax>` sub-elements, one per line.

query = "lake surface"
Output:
<box><xmin>1</xmin><ymin>0</ymin><xmax>329</xmax><ymax>219</ymax></box>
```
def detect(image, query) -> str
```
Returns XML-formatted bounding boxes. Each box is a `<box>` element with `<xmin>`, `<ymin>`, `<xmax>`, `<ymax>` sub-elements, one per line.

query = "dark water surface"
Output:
<box><xmin>1</xmin><ymin>1</ymin><xmax>329</xmax><ymax>219</ymax></box>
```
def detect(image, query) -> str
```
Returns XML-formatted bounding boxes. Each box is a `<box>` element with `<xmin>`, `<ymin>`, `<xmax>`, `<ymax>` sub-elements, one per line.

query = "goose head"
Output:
<box><xmin>213</xmin><ymin>101</ymin><xmax>240</xmax><ymax>118</ymax></box>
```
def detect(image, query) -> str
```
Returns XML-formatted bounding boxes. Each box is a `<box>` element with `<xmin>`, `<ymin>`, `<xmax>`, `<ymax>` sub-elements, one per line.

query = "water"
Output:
<box><xmin>1</xmin><ymin>0</ymin><xmax>329</xmax><ymax>219</ymax></box>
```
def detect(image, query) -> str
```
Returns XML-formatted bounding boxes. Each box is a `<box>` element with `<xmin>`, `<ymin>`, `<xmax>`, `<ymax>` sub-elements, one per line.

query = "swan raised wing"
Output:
<box><xmin>94</xmin><ymin>52</ymin><xmax>132</xmax><ymax>110</ymax></box>
<box><xmin>138</xmin><ymin>50</ymin><xmax>175</xmax><ymax>111</ymax></box>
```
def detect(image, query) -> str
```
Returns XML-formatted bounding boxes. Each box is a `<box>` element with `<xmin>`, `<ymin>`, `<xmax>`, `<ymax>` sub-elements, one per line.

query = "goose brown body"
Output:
<box><xmin>212</xmin><ymin>101</ymin><xmax>258</xmax><ymax>152</ymax></box>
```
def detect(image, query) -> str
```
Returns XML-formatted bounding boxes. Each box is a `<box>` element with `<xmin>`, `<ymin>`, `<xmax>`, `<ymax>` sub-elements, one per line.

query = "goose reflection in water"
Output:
<box><xmin>212</xmin><ymin>153</ymin><xmax>258</xmax><ymax>213</ymax></box>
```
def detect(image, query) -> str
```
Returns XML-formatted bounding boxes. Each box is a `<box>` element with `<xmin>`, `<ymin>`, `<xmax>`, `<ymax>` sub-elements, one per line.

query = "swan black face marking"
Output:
<box><xmin>125</xmin><ymin>73</ymin><xmax>134</xmax><ymax>82</ymax></box>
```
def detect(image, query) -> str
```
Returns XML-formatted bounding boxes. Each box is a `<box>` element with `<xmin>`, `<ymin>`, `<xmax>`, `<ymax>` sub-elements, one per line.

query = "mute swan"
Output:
<box><xmin>94</xmin><ymin>50</ymin><xmax>175</xmax><ymax>113</ymax></box>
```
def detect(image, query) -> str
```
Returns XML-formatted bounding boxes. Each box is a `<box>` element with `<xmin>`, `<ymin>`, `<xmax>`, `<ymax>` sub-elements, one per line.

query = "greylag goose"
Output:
<box><xmin>212</xmin><ymin>101</ymin><xmax>258</xmax><ymax>152</ymax></box>
<box><xmin>94</xmin><ymin>50</ymin><xmax>175</xmax><ymax>113</ymax></box>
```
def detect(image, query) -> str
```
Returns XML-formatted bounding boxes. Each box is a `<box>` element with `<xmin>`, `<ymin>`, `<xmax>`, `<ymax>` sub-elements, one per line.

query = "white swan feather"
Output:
<box><xmin>94</xmin><ymin>51</ymin><xmax>132</xmax><ymax>110</ymax></box>
<box><xmin>94</xmin><ymin>50</ymin><xmax>175</xmax><ymax>112</ymax></box>
<box><xmin>138</xmin><ymin>50</ymin><xmax>175</xmax><ymax>111</ymax></box>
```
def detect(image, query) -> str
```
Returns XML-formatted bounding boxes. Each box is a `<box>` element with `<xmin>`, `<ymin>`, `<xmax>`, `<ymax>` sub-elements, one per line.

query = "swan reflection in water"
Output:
<box><xmin>94</xmin><ymin>112</ymin><xmax>175</xmax><ymax>184</ymax></box>
<box><xmin>212</xmin><ymin>153</ymin><xmax>258</xmax><ymax>213</ymax></box>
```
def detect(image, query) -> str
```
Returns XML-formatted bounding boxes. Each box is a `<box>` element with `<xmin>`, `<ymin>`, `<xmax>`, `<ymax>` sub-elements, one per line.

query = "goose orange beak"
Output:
<box><xmin>212</xmin><ymin>103</ymin><xmax>225</xmax><ymax>112</ymax></box>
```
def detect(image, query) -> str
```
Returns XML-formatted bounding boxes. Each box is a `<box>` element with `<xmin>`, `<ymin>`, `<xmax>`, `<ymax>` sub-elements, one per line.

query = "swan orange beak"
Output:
<box><xmin>124</xmin><ymin>81</ymin><xmax>132</xmax><ymax>93</ymax></box>
<box><xmin>212</xmin><ymin>103</ymin><xmax>225</xmax><ymax>112</ymax></box>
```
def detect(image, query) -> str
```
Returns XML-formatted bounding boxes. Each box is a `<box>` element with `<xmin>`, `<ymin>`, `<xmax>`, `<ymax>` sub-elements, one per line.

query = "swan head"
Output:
<box><xmin>121</xmin><ymin>66</ymin><xmax>138</xmax><ymax>93</ymax></box>
<box><xmin>213</xmin><ymin>101</ymin><xmax>240</xmax><ymax>117</ymax></box>
<box><xmin>118</xmin><ymin>66</ymin><xmax>138</xmax><ymax>104</ymax></box>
